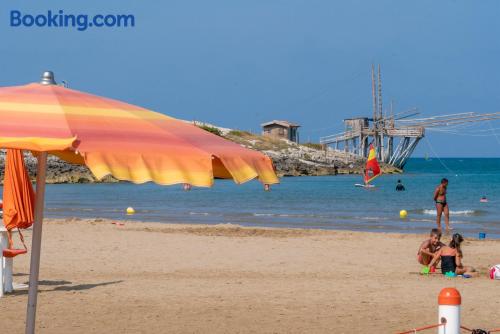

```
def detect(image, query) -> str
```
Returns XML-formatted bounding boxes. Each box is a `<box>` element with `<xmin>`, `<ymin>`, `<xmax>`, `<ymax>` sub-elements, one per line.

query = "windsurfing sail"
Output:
<box><xmin>364</xmin><ymin>144</ymin><xmax>381</xmax><ymax>184</ymax></box>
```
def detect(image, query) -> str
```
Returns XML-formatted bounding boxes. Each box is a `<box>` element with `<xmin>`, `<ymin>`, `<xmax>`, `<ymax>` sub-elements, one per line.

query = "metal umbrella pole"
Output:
<box><xmin>25</xmin><ymin>152</ymin><xmax>48</xmax><ymax>334</ymax></box>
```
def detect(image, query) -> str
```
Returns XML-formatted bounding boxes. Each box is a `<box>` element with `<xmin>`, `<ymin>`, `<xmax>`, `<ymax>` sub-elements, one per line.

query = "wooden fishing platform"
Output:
<box><xmin>320</xmin><ymin>65</ymin><xmax>500</xmax><ymax>169</ymax></box>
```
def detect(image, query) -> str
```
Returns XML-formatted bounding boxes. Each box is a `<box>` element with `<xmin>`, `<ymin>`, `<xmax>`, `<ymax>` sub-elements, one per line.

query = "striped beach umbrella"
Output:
<box><xmin>0</xmin><ymin>71</ymin><xmax>279</xmax><ymax>333</ymax></box>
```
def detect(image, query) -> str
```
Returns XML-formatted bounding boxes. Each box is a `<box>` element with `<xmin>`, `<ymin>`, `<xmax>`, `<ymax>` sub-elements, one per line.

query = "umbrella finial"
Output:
<box><xmin>40</xmin><ymin>71</ymin><xmax>56</xmax><ymax>85</ymax></box>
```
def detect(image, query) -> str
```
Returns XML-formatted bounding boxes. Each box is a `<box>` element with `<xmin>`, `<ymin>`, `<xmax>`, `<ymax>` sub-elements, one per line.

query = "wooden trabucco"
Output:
<box><xmin>319</xmin><ymin>65</ymin><xmax>500</xmax><ymax>169</ymax></box>
<box><xmin>319</xmin><ymin>65</ymin><xmax>423</xmax><ymax>169</ymax></box>
<box><xmin>319</xmin><ymin>118</ymin><xmax>424</xmax><ymax>169</ymax></box>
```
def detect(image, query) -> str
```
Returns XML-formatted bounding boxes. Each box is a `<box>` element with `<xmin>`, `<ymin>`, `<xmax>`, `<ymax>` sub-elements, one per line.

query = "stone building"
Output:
<box><xmin>261</xmin><ymin>120</ymin><xmax>300</xmax><ymax>143</ymax></box>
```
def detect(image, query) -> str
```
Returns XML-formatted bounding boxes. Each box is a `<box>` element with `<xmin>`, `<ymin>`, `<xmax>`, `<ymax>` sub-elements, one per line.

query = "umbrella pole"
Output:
<box><xmin>25</xmin><ymin>152</ymin><xmax>48</xmax><ymax>334</ymax></box>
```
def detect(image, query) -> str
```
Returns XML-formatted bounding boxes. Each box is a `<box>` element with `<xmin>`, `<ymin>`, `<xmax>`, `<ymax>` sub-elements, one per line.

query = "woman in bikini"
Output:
<box><xmin>428</xmin><ymin>233</ymin><xmax>475</xmax><ymax>275</ymax></box>
<box><xmin>434</xmin><ymin>178</ymin><xmax>451</xmax><ymax>231</ymax></box>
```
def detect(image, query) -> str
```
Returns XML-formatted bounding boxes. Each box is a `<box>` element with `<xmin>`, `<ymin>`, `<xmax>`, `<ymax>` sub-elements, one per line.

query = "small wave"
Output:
<box><xmin>189</xmin><ymin>212</ymin><xmax>209</xmax><ymax>216</ymax></box>
<box><xmin>47</xmin><ymin>207</ymin><xmax>95</xmax><ymax>212</ymax></box>
<box><xmin>359</xmin><ymin>216</ymin><xmax>388</xmax><ymax>221</ymax></box>
<box><xmin>422</xmin><ymin>209</ymin><xmax>477</xmax><ymax>216</ymax></box>
<box><xmin>408</xmin><ymin>218</ymin><xmax>435</xmax><ymax>223</ymax></box>
<box><xmin>252</xmin><ymin>213</ymin><xmax>329</xmax><ymax>219</ymax></box>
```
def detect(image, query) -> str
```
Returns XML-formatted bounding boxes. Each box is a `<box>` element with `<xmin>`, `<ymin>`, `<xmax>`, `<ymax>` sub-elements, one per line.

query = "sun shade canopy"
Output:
<box><xmin>2</xmin><ymin>149</ymin><xmax>35</xmax><ymax>231</ymax></box>
<box><xmin>0</xmin><ymin>82</ymin><xmax>279</xmax><ymax>187</ymax></box>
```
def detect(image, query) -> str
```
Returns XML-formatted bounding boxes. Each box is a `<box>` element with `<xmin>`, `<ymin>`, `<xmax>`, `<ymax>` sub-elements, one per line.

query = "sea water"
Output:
<box><xmin>18</xmin><ymin>158</ymin><xmax>500</xmax><ymax>237</ymax></box>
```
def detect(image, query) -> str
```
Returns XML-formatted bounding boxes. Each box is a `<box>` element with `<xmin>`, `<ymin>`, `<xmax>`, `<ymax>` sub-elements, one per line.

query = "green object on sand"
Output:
<box><xmin>445</xmin><ymin>271</ymin><xmax>457</xmax><ymax>278</ymax></box>
<box><xmin>420</xmin><ymin>266</ymin><xmax>430</xmax><ymax>275</ymax></box>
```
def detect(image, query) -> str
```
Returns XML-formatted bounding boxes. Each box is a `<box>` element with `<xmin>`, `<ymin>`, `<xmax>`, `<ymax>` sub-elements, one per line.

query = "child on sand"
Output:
<box><xmin>417</xmin><ymin>228</ymin><xmax>444</xmax><ymax>269</ymax></box>
<box><xmin>428</xmin><ymin>233</ymin><xmax>476</xmax><ymax>276</ymax></box>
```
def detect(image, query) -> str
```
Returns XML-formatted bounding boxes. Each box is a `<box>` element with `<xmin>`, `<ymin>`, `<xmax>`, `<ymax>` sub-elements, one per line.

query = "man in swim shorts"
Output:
<box><xmin>417</xmin><ymin>228</ymin><xmax>444</xmax><ymax>267</ymax></box>
<box><xmin>433</xmin><ymin>178</ymin><xmax>451</xmax><ymax>231</ymax></box>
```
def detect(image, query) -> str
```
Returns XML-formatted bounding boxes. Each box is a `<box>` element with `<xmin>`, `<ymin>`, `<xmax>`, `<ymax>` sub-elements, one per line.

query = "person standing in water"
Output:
<box><xmin>395</xmin><ymin>179</ymin><xmax>405</xmax><ymax>191</ymax></box>
<box><xmin>433</xmin><ymin>178</ymin><xmax>451</xmax><ymax>231</ymax></box>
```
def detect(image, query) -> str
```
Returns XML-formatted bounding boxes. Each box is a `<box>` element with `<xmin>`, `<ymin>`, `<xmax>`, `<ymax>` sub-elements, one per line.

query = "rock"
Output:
<box><xmin>0</xmin><ymin>151</ymin><xmax>118</xmax><ymax>184</ymax></box>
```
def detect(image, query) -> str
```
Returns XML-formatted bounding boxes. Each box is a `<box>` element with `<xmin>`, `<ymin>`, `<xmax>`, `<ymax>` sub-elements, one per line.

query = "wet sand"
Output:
<box><xmin>1</xmin><ymin>218</ymin><xmax>499</xmax><ymax>333</ymax></box>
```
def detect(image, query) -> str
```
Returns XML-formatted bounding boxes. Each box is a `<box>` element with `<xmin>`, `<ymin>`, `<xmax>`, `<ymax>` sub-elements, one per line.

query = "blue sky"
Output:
<box><xmin>1</xmin><ymin>0</ymin><xmax>500</xmax><ymax>157</ymax></box>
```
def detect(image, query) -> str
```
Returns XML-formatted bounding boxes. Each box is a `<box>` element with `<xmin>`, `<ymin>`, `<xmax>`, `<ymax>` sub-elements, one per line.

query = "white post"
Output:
<box><xmin>4</xmin><ymin>258</ymin><xmax>13</xmax><ymax>292</ymax></box>
<box><xmin>438</xmin><ymin>287</ymin><xmax>461</xmax><ymax>334</ymax></box>
<box><xmin>25</xmin><ymin>152</ymin><xmax>48</xmax><ymax>334</ymax></box>
<box><xmin>0</xmin><ymin>227</ymin><xmax>7</xmax><ymax>297</ymax></box>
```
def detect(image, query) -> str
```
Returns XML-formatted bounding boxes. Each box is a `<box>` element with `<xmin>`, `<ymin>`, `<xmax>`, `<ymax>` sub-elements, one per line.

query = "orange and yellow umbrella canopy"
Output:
<box><xmin>0</xmin><ymin>73</ymin><xmax>279</xmax><ymax>186</ymax></box>
<box><xmin>0</xmin><ymin>72</ymin><xmax>278</xmax><ymax>333</ymax></box>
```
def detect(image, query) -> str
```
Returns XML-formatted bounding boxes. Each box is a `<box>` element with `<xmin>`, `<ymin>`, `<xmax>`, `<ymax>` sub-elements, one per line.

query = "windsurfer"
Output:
<box><xmin>433</xmin><ymin>178</ymin><xmax>451</xmax><ymax>231</ymax></box>
<box><xmin>357</xmin><ymin>145</ymin><xmax>381</xmax><ymax>188</ymax></box>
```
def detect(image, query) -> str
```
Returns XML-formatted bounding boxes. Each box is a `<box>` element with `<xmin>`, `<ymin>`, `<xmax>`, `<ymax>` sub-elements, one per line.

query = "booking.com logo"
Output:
<box><xmin>10</xmin><ymin>10</ymin><xmax>135</xmax><ymax>31</ymax></box>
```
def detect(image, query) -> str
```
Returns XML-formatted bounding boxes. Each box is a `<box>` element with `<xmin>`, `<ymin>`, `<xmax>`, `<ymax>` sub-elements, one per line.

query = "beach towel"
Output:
<box><xmin>2</xmin><ymin>149</ymin><xmax>35</xmax><ymax>231</ymax></box>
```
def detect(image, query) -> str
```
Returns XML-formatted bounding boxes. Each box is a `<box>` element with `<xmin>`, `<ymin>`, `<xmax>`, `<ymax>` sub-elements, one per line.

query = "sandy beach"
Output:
<box><xmin>1</xmin><ymin>219</ymin><xmax>499</xmax><ymax>333</ymax></box>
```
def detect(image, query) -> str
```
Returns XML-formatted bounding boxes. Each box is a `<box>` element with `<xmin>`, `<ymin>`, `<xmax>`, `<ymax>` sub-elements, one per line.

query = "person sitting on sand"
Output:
<box><xmin>433</xmin><ymin>178</ymin><xmax>451</xmax><ymax>231</ymax></box>
<box><xmin>417</xmin><ymin>228</ymin><xmax>444</xmax><ymax>268</ymax></box>
<box><xmin>428</xmin><ymin>233</ymin><xmax>476</xmax><ymax>276</ymax></box>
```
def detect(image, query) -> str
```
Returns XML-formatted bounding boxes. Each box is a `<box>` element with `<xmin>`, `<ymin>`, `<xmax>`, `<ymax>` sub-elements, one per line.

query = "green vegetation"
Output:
<box><xmin>228</xmin><ymin>130</ymin><xmax>253</xmax><ymax>137</ymax></box>
<box><xmin>225</xmin><ymin>130</ymin><xmax>290</xmax><ymax>151</ymax></box>
<box><xmin>197</xmin><ymin>124</ymin><xmax>222</xmax><ymax>136</ymax></box>
<box><xmin>302</xmin><ymin>142</ymin><xmax>324</xmax><ymax>150</ymax></box>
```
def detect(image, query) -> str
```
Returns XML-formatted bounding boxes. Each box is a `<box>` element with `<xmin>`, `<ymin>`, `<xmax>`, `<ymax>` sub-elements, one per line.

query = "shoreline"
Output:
<box><xmin>1</xmin><ymin>218</ymin><xmax>499</xmax><ymax>333</ymax></box>
<box><xmin>45</xmin><ymin>217</ymin><xmax>500</xmax><ymax>240</ymax></box>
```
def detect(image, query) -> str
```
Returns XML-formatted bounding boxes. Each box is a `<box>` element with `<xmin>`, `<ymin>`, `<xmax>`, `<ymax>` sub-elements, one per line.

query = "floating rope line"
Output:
<box><xmin>424</xmin><ymin>137</ymin><xmax>455</xmax><ymax>175</ymax></box>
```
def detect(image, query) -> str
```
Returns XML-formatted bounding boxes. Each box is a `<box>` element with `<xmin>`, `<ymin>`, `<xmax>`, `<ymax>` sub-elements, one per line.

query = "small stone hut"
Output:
<box><xmin>261</xmin><ymin>120</ymin><xmax>300</xmax><ymax>143</ymax></box>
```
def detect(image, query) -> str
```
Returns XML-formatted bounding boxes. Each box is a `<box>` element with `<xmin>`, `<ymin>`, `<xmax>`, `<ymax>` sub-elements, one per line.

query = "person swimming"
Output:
<box><xmin>480</xmin><ymin>196</ymin><xmax>488</xmax><ymax>203</ymax></box>
<box><xmin>396</xmin><ymin>179</ymin><xmax>405</xmax><ymax>191</ymax></box>
<box><xmin>433</xmin><ymin>178</ymin><xmax>451</xmax><ymax>231</ymax></box>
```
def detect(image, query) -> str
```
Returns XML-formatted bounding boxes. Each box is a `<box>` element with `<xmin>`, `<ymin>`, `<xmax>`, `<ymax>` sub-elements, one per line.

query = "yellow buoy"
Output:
<box><xmin>126</xmin><ymin>207</ymin><xmax>135</xmax><ymax>215</ymax></box>
<box><xmin>399</xmin><ymin>209</ymin><xmax>408</xmax><ymax>219</ymax></box>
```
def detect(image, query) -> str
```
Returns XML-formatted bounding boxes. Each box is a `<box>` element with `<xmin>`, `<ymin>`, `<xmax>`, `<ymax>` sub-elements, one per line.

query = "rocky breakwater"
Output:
<box><xmin>0</xmin><ymin>127</ymin><xmax>400</xmax><ymax>183</ymax></box>
<box><xmin>0</xmin><ymin>151</ymin><xmax>117</xmax><ymax>184</ymax></box>
<box><xmin>222</xmin><ymin>130</ymin><xmax>401</xmax><ymax>177</ymax></box>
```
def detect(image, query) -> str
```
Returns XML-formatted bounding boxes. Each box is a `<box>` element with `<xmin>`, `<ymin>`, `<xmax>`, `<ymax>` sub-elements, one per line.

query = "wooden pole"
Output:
<box><xmin>378</xmin><ymin>65</ymin><xmax>383</xmax><ymax>120</ymax></box>
<box><xmin>371</xmin><ymin>65</ymin><xmax>378</xmax><ymax>149</ymax></box>
<box><xmin>378</xmin><ymin>65</ymin><xmax>384</xmax><ymax>160</ymax></box>
<box><xmin>26</xmin><ymin>152</ymin><xmax>48</xmax><ymax>334</ymax></box>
